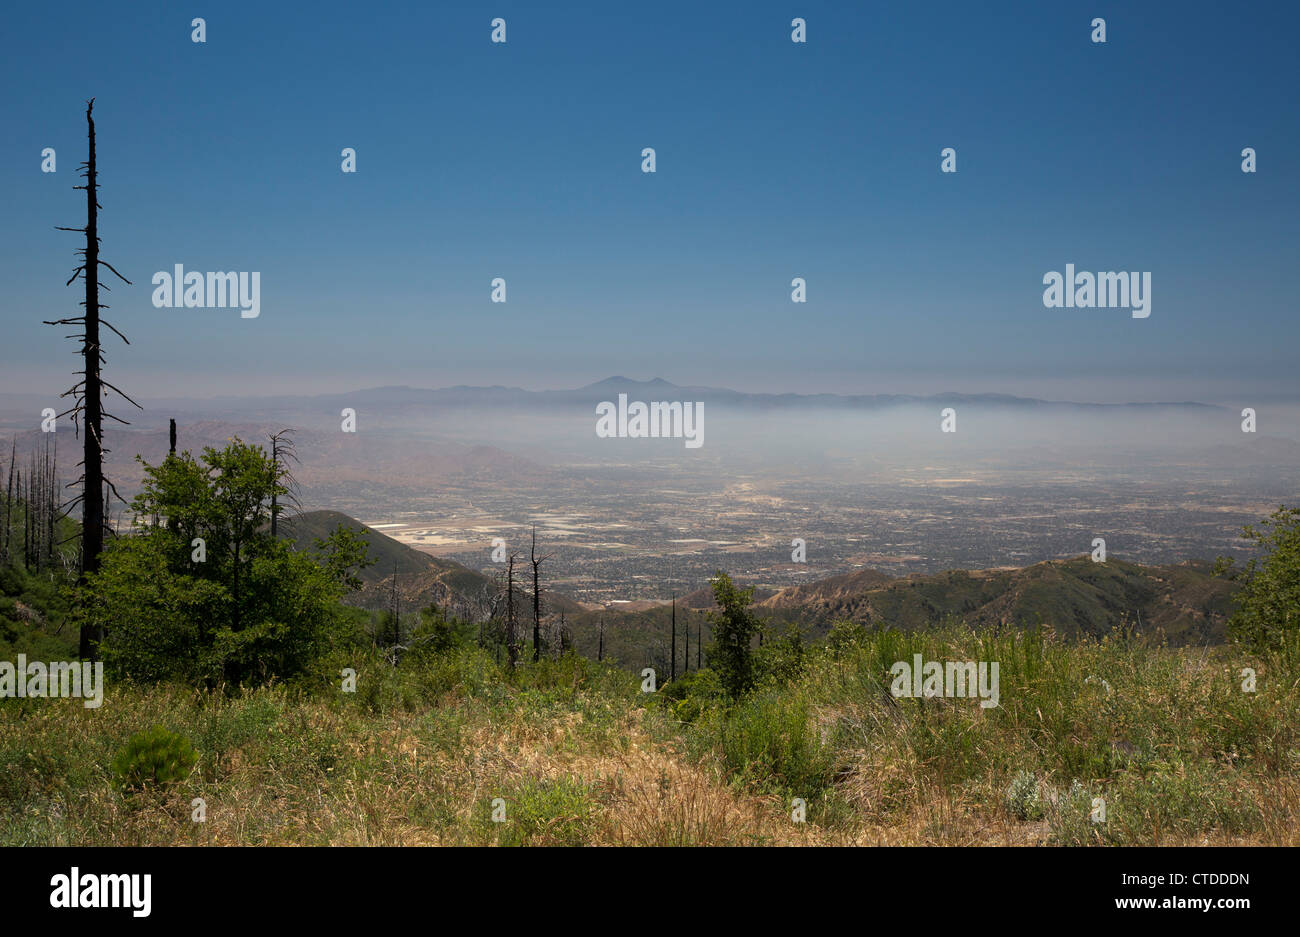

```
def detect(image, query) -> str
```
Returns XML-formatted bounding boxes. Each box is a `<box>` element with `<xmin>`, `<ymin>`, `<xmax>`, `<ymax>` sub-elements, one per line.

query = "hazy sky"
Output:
<box><xmin>2</xmin><ymin>1</ymin><xmax>1297</xmax><ymax>403</ymax></box>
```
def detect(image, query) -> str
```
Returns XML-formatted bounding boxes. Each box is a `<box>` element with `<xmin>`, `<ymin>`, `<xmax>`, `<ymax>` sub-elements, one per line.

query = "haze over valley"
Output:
<box><xmin>3</xmin><ymin>376</ymin><xmax>1293</xmax><ymax>611</ymax></box>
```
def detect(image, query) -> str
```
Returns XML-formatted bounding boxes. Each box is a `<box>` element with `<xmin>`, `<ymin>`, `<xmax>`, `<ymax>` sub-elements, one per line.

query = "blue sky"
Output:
<box><xmin>2</xmin><ymin>1</ymin><xmax>1296</xmax><ymax>402</ymax></box>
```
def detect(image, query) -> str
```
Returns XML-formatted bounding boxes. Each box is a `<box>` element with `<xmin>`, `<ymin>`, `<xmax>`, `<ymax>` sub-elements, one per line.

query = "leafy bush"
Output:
<box><xmin>825</xmin><ymin>620</ymin><xmax>870</xmax><ymax>655</ymax></box>
<box><xmin>698</xmin><ymin>689</ymin><xmax>842</xmax><ymax>801</ymax></box>
<box><xmin>112</xmin><ymin>726</ymin><xmax>198</xmax><ymax>793</ymax></box>
<box><xmin>754</xmin><ymin>623</ymin><xmax>808</xmax><ymax>687</ymax></box>
<box><xmin>1220</xmin><ymin>507</ymin><xmax>1300</xmax><ymax>655</ymax></box>
<box><xmin>1004</xmin><ymin>769</ymin><xmax>1045</xmax><ymax>820</ymax></box>
<box><xmin>86</xmin><ymin>440</ymin><xmax>366</xmax><ymax>686</ymax></box>
<box><xmin>1048</xmin><ymin>779</ymin><xmax>1104</xmax><ymax>845</ymax></box>
<box><xmin>659</xmin><ymin>669</ymin><xmax>723</xmax><ymax>723</ymax></box>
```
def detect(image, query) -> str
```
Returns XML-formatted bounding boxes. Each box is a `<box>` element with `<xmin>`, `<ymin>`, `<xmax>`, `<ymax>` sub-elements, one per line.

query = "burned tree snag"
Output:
<box><xmin>44</xmin><ymin>99</ymin><xmax>139</xmax><ymax>659</ymax></box>
<box><xmin>506</xmin><ymin>551</ymin><xmax>521</xmax><ymax>667</ymax></box>
<box><xmin>267</xmin><ymin>428</ymin><xmax>300</xmax><ymax>539</ymax></box>
<box><xmin>670</xmin><ymin>593</ymin><xmax>677</xmax><ymax>681</ymax></box>
<box><xmin>529</xmin><ymin>525</ymin><xmax>553</xmax><ymax>663</ymax></box>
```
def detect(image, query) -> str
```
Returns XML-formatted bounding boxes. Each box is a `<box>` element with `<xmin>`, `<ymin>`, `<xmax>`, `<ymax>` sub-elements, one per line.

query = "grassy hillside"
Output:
<box><xmin>0</xmin><ymin>564</ymin><xmax>76</xmax><ymax>662</ymax></box>
<box><xmin>563</xmin><ymin>556</ymin><xmax>1240</xmax><ymax>670</ymax></box>
<box><xmin>2</xmin><ymin>627</ymin><xmax>1295</xmax><ymax>846</ymax></box>
<box><xmin>279</xmin><ymin>510</ymin><xmax>585</xmax><ymax>619</ymax></box>
<box><xmin>756</xmin><ymin>556</ymin><xmax>1237</xmax><ymax>644</ymax></box>
<box><xmin>279</xmin><ymin>510</ymin><xmax>463</xmax><ymax>582</ymax></box>
<box><xmin>1</xmin><ymin>513</ymin><xmax>1294</xmax><ymax>847</ymax></box>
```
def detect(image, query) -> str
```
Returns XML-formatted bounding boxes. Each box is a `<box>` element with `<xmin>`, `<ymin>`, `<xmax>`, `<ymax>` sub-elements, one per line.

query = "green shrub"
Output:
<box><xmin>1221</xmin><ymin>507</ymin><xmax>1300</xmax><ymax>654</ymax></box>
<box><xmin>701</xmin><ymin>689</ymin><xmax>842</xmax><ymax>800</ymax></box>
<box><xmin>825</xmin><ymin>620</ymin><xmax>870</xmax><ymax>655</ymax></box>
<box><xmin>480</xmin><ymin>777</ymin><xmax>597</xmax><ymax>846</ymax></box>
<box><xmin>658</xmin><ymin>669</ymin><xmax>723</xmax><ymax>723</ymax></box>
<box><xmin>1004</xmin><ymin>769</ymin><xmax>1045</xmax><ymax>820</ymax></box>
<box><xmin>112</xmin><ymin>726</ymin><xmax>198</xmax><ymax>793</ymax></box>
<box><xmin>754</xmin><ymin>623</ymin><xmax>808</xmax><ymax>687</ymax></box>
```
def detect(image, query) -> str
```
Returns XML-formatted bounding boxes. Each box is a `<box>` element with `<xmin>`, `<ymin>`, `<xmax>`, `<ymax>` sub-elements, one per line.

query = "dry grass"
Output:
<box><xmin>3</xmin><ymin>632</ymin><xmax>1298</xmax><ymax>847</ymax></box>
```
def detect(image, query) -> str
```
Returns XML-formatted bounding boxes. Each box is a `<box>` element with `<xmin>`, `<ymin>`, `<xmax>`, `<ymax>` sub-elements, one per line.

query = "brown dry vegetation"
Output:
<box><xmin>2</xmin><ymin>626</ymin><xmax>1297</xmax><ymax>846</ymax></box>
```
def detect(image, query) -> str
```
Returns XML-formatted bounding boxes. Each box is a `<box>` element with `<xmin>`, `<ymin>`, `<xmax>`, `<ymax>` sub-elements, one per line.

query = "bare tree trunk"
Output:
<box><xmin>506</xmin><ymin>552</ymin><xmax>520</xmax><ymax>667</ymax></box>
<box><xmin>531</xmin><ymin>526</ymin><xmax>541</xmax><ymax>662</ymax></box>
<box><xmin>392</xmin><ymin>565</ymin><xmax>400</xmax><ymax>646</ymax></box>
<box><xmin>40</xmin><ymin>435</ymin><xmax>57</xmax><ymax>571</ymax></box>
<box><xmin>598</xmin><ymin>618</ymin><xmax>604</xmax><ymax>662</ymax></box>
<box><xmin>79</xmin><ymin>104</ymin><xmax>104</xmax><ymax>650</ymax></box>
<box><xmin>45</xmin><ymin>100</ymin><xmax>138</xmax><ymax>659</ymax></box>
<box><xmin>270</xmin><ymin>439</ymin><xmax>279</xmax><ymax>539</ymax></box>
<box><xmin>683</xmin><ymin>604</ymin><xmax>689</xmax><ymax>674</ymax></box>
<box><xmin>3</xmin><ymin>441</ymin><xmax>13</xmax><ymax>565</ymax></box>
<box><xmin>22</xmin><ymin>468</ymin><xmax>30</xmax><ymax>572</ymax></box>
<box><xmin>670</xmin><ymin>593</ymin><xmax>677</xmax><ymax>681</ymax></box>
<box><xmin>529</xmin><ymin>525</ymin><xmax>553</xmax><ymax>663</ymax></box>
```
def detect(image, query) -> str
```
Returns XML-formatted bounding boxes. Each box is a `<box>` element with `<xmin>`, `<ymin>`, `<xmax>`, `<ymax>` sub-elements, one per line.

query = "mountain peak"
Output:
<box><xmin>582</xmin><ymin>376</ymin><xmax>677</xmax><ymax>391</ymax></box>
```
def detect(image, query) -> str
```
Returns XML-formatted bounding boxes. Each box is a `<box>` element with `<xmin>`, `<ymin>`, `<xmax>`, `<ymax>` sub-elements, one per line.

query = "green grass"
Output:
<box><xmin>2</xmin><ymin>613</ymin><xmax>1297</xmax><ymax>845</ymax></box>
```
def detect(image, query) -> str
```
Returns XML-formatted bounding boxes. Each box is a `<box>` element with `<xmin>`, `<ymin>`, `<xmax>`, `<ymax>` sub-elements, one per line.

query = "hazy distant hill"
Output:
<box><xmin>279</xmin><ymin>510</ymin><xmax>584</xmax><ymax>617</ymax></box>
<box><xmin>564</xmin><ymin>555</ymin><xmax>1241</xmax><ymax>665</ymax></box>
<box><xmin>755</xmin><ymin>556</ymin><xmax>1238</xmax><ymax>644</ymax></box>
<box><xmin>94</xmin><ymin>376</ymin><xmax>1227</xmax><ymax>418</ymax></box>
<box><xmin>280</xmin><ymin>510</ymin><xmax>495</xmax><ymax>614</ymax></box>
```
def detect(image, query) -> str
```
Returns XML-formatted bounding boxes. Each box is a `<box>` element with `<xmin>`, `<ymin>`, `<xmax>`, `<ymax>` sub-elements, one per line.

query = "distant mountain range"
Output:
<box><xmin>24</xmin><ymin>376</ymin><xmax>1225</xmax><ymax>420</ymax></box>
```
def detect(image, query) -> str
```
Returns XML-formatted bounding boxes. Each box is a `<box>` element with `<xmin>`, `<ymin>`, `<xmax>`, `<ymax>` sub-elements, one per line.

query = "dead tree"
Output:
<box><xmin>44</xmin><ymin>99</ymin><xmax>138</xmax><ymax>659</ymax></box>
<box><xmin>3</xmin><ymin>440</ymin><xmax>14</xmax><ymax>565</ymax></box>
<box><xmin>670</xmin><ymin>593</ymin><xmax>677</xmax><ymax>681</ymax></box>
<box><xmin>683</xmin><ymin>603</ymin><xmax>689</xmax><ymax>675</ymax></box>
<box><xmin>529</xmin><ymin>525</ymin><xmax>554</xmax><ymax>662</ymax></box>
<box><xmin>557</xmin><ymin>611</ymin><xmax>571</xmax><ymax>657</ymax></box>
<box><xmin>21</xmin><ymin>467</ymin><xmax>29</xmax><ymax>572</ymax></box>
<box><xmin>267</xmin><ymin>428</ymin><xmax>300</xmax><ymax>538</ymax></box>
<box><xmin>597</xmin><ymin>618</ymin><xmax>605</xmax><ymax>662</ymax></box>
<box><xmin>505</xmin><ymin>551</ymin><xmax>521</xmax><ymax>667</ymax></box>
<box><xmin>389</xmin><ymin>564</ymin><xmax>400</xmax><ymax>647</ymax></box>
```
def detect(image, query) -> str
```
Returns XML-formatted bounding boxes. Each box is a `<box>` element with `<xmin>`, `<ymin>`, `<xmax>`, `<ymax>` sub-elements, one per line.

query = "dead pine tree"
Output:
<box><xmin>267</xmin><ymin>428</ymin><xmax>301</xmax><ymax>539</ymax></box>
<box><xmin>683</xmin><ymin>603</ymin><xmax>689</xmax><ymax>675</ymax></box>
<box><xmin>21</xmin><ymin>466</ymin><xmax>30</xmax><ymax>572</ymax></box>
<box><xmin>3</xmin><ymin>440</ymin><xmax>15</xmax><ymax>566</ymax></box>
<box><xmin>505</xmin><ymin>551</ymin><xmax>521</xmax><ymax>666</ymax></box>
<box><xmin>389</xmin><ymin>564</ymin><xmax>401</xmax><ymax>648</ymax></box>
<box><xmin>597</xmin><ymin>618</ymin><xmax>605</xmax><ymax>662</ymax></box>
<box><xmin>670</xmin><ymin>592</ymin><xmax>677</xmax><ymax>682</ymax></box>
<box><xmin>37</xmin><ymin>435</ymin><xmax>58</xmax><ymax>571</ymax></box>
<box><xmin>529</xmin><ymin>525</ymin><xmax>554</xmax><ymax>663</ymax></box>
<box><xmin>44</xmin><ymin>99</ymin><xmax>138</xmax><ymax>659</ymax></box>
